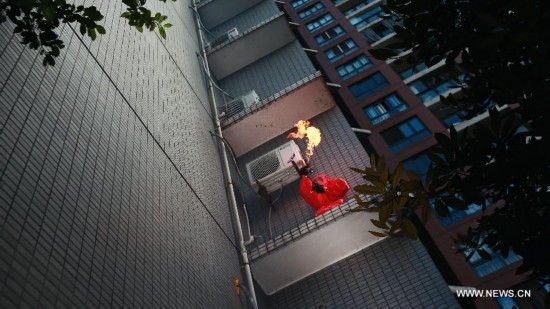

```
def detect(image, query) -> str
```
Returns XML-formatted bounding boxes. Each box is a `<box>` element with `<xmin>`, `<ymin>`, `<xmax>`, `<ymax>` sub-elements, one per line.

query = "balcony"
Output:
<box><xmin>207</xmin><ymin>13</ymin><xmax>296</xmax><ymax>79</ymax></box>
<box><xmin>221</xmin><ymin>72</ymin><xmax>336</xmax><ymax>156</ymax></box>
<box><xmin>198</xmin><ymin>0</ymin><xmax>264</xmax><ymax>29</ymax></box>
<box><xmin>227</xmin><ymin>105</ymin><xmax>376</xmax><ymax>294</ymax></box>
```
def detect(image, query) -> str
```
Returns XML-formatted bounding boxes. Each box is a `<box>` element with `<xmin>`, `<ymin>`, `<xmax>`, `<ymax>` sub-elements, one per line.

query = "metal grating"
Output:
<box><xmin>220</xmin><ymin>98</ymin><xmax>245</xmax><ymax>118</ymax></box>
<box><xmin>248</xmin><ymin>152</ymin><xmax>281</xmax><ymax>181</ymax></box>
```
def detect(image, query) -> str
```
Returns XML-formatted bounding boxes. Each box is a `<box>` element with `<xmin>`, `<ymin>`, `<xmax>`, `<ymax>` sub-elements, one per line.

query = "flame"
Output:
<box><xmin>288</xmin><ymin>120</ymin><xmax>322</xmax><ymax>163</ymax></box>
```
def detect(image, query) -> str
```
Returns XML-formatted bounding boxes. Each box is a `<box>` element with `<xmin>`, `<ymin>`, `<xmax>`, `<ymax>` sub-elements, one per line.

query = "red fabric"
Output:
<box><xmin>299</xmin><ymin>174</ymin><xmax>350</xmax><ymax>216</ymax></box>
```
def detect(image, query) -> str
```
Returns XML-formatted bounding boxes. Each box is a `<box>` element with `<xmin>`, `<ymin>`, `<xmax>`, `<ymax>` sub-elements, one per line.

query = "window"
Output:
<box><xmin>291</xmin><ymin>0</ymin><xmax>312</xmax><ymax>9</ymax></box>
<box><xmin>431</xmin><ymin>198</ymin><xmax>484</xmax><ymax>226</ymax></box>
<box><xmin>332</xmin><ymin>0</ymin><xmax>345</xmax><ymax>5</ymax></box>
<box><xmin>298</xmin><ymin>2</ymin><xmax>325</xmax><ymax>19</ymax></box>
<box><xmin>336</xmin><ymin>54</ymin><xmax>371</xmax><ymax>80</ymax></box>
<box><xmin>409</xmin><ymin>73</ymin><xmax>464</xmax><ymax>103</ymax></box>
<box><xmin>496</xmin><ymin>297</ymin><xmax>519</xmax><ymax>309</ymax></box>
<box><xmin>403</xmin><ymin>153</ymin><xmax>430</xmax><ymax>181</ymax></box>
<box><xmin>381</xmin><ymin>117</ymin><xmax>430</xmax><ymax>152</ymax></box>
<box><xmin>314</xmin><ymin>25</ymin><xmax>346</xmax><ymax>46</ymax></box>
<box><xmin>349</xmin><ymin>6</ymin><xmax>382</xmax><ymax>29</ymax></box>
<box><xmin>363</xmin><ymin>93</ymin><xmax>407</xmax><ymax>124</ymax></box>
<box><xmin>399</xmin><ymin>62</ymin><xmax>427</xmax><ymax>79</ymax></box>
<box><xmin>361</xmin><ymin>20</ymin><xmax>397</xmax><ymax>43</ymax></box>
<box><xmin>349</xmin><ymin>72</ymin><xmax>388</xmax><ymax>101</ymax></box>
<box><xmin>442</xmin><ymin>110</ymin><xmax>468</xmax><ymax>127</ymax></box>
<box><xmin>342</xmin><ymin>0</ymin><xmax>377</xmax><ymax>16</ymax></box>
<box><xmin>306</xmin><ymin>13</ymin><xmax>334</xmax><ymax>32</ymax></box>
<box><xmin>462</xmin><ymin>237</ymin><xmax>522</xmax><ymax>277</ymax></box>
<box><xmin>324</xmin><ymin>39</ymin><xmax>357</xmax><ymax>62</ymax></box>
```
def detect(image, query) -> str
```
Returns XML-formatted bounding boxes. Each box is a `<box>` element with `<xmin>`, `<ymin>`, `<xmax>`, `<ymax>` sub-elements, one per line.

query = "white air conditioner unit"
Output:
<box><xmin>246</xmin><ymin>140</ymin><xmax>306</xmax><ymax>194</ymax></box>
<box><xmin>208</xmin><ymin>27</ymin><xmax>239</xmax><ymax>49</ymax></box>
<box><xmin>220</xmin><ymin>90</ymin><xmax>260</xmax><ymax>118</ymax></box>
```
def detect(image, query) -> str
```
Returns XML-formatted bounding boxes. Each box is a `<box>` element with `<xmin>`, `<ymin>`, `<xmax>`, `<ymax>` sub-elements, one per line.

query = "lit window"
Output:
<box><xmin>349</xmin><ymin>6</ymin><xmax>382</xmax><ymax>29</ymax></box>
<box><xmin>430</xmin><ymin>196</ymin><xmax>485</xmax><ymax>226</ymax></box>
<box><xmin>409</xmin><ymin>73</ymin><xmax>465</xmax><ymax>103</ymax></box>
<box><xmin>462</xmin><ymin>236</ymin><xmax>522</xmax><ymax>277</ymax></box>
<box><xmin>363</xmin><ymin>93</ymin><xmax>407</xmax><ymax>124</ymax></box>
<box><xmin>399</xmin><ymin>62</ymin><xmax>427</xmax><ymax>79</ymax></box>
<box><xmin>381</xmin><ymin>117</ymin><xmax>430</xmax><ymax>152</ymax></box>
<box><xmin>298</xmin><ymin>2</ymin><xmax>325</xmax><ymax>19</ymax></box>
<box><xmin>361</xmin><ymin>20</ymin><xmax>398</xmax><ymax>43</ymax></box>
<box><xmin>403</xmin><ymin>153</ymin><xmax>430</xmax><ymax>181</ymax></box>
<box><xmin>314</xmin><ymin>25</ymin><xmax>346</xmax><ymax>46</ymax></box>
<box><xmin>343</xmin><ymin>0</ymin><xmax>377</xmax><ymax>16</ymax></box>
<box><xmin>324</xmin><ymin>39</ymin><xmax>357</xmax><ymax>62</ymax></box>
<box><xmin>306</xmin><ymin>13</ymin><xmax>334</xmax><ymax>32</ymax></box>
<box><xmin>349</xmin><ymin>72</ymin><xmax>389</xmax><ymax>101</ymax></box>
<box><xmin>291</xmin><ymin>0</ymin><xmax>312</xmax><ymax>9</ymax></box>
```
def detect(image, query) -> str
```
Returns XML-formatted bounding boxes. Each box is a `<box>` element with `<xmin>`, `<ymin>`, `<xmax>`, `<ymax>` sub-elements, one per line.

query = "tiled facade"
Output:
<box><xmin>1</xmin><ymin>0</ymin><xmax>460</xmax><ymax>307</ymax></box>
<box><xmin>0</xmin><ymin>1</ymin><xmax>240</xmax><ymax>307</ymax></box>
<box><xmin>269</xmin><ymin>237</ymin><xmax>460</xmax><ymax>308</ymax></box>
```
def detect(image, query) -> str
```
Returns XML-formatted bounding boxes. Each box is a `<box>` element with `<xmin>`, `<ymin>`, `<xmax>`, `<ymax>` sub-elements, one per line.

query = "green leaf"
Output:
<box><xmin>368</xmin><ymin>48</ymin><xmax>397</xmax><ymax>60</ymax></box>
<box><xmin>369</xmin><ymin>153</ymin><xmax>377</xmax><ymax>168</ymax></box>
<box><xmin>350</xmin><ymin>167</ymin><xmax>365</xmax><ymax>174</ymax></box>
<box><xmin>87</xmin><ymin>27</ymin><xmax>96</xmax><ymax>40</ymax></box>
<box><xmin>434</xmin><ymin>200</ymin><xmax>450</xmax><ymax>217</ymax></box>
<box><xmin>164</xmin><ymin>23</ymin><xmax>172</xmax><ymax>28</ymax></box>
<box><xmin>401</xmin><ymin>218</ymin><xmax>417</xmax><ymax>240</ymax></box>
<box><xmin>96</xmin><ymin>25</ymin><xmax>106</xmax><ymax>34</ymax></box>
<box><xmin>443</xmin><ymin>195</ymin><xmax>468</xmax><ymax>210</ymax></box>
<box><xmin>80</xmin><ymin>23</ymin><xmax>86</xmax><ymax>35</ymax></box>
<box><xmin>434</xmin><ymin>133</ymin><xmax>453</xmax><ymax>150</ymax></box>
<box><xmin>391</xmin><ymin>163</ymin><xmax>404</xmax><ymax>188</ymax></box>
<box><xmin>420</xmin><ymin>196</ymin><xmax>431</xmax><ymax>223</ymax></box>
<box><xmin>42</xmin><ymin>55</ymin><xmax>55</xmax><ymax>66</ymax></box>
<box><xmin>478</xmin><ymin>249</ymin><xmax>492</xmax><ymax>260</ymax></box>
<box><xmin>406</xmin><ymin>171</ymin><xmax>420</xmax><ymax>182</ymax></box>
<box><xmin>371</xmin><ymin>219</ymin><xmax>389</xmax><ymax>229</ymax></box>
<box><xmin>369</xmin><ymin>230</ymin><xmax>388</xmax><ymax>237</ymax></box>
<box><xmin>354</xmin><ymin>185</ymin><xmax>385</xmax><ymax>195</ymax></box>
<box><xmin>158</xmin><ymin>26</ymin><xmax>166</xmax><ymax>39</ymax></box>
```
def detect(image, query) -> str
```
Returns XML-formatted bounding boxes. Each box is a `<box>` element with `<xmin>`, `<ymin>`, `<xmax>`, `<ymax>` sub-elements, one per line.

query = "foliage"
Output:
<box><xmin>350</xmin><ymin>154</ymin><xmax>431</xmax><ymax>240</ymax></box>
<box><xmin>354</xmin><ymin>0</ymin><xmax>550</xmax><ymax>294</ymax></box>
<box><xmin>0</xmin><ymin>0</ymin><xmax>175</xmax><ymax>66</ymax></box>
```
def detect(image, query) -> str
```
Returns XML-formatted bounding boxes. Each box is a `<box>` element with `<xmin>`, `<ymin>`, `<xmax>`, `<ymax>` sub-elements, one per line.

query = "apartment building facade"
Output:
<box><xmin>282</xmin><ymin>0</ymin><xmax>546</xmax><ymax>308</ymax></box>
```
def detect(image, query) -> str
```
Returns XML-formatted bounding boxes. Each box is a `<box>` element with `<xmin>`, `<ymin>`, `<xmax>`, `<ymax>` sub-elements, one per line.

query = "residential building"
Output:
<box><xmin>282</xmin><ymin>0</ymin><xmax>544</xmax><ymax>308</ymax></box>
<box><xmin>0</xmin><ymin>0</ymin><xmax>459</xmax><ymax>307</ymax></box>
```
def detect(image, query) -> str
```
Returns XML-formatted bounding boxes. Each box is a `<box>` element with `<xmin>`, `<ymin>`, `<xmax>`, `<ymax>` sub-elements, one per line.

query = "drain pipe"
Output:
<box><xmin>192</xmin><ymin>3</ymin><xmax>258</xmax><ymax>308</ymax></box>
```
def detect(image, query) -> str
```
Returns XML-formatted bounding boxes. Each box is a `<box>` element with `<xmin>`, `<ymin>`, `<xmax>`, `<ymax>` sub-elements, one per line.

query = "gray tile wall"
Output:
<box><xmin>268</xmin><ymin>237</ymin><xmax>460</xmax><ymax>308</ymax></box>
<box><xmin>0</xmin><ymin>1</ymin><xmax>242</xmax><ymax>307</ymax></box>
<box><xmin>217</xmin><ymin>41</ymin><xmax>317</xmax><ymax>100</ymax></box>
<box><xmin>207</xmin><ymin>0</ymin><xmax>281</xmax><ymax>37</ymax></box>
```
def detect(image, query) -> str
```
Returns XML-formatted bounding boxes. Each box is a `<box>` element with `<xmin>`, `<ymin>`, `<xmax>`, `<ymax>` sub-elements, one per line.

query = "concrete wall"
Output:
<box><xmin>0</xmin><ymin>0</ymin><xmax>242</xmax><ymax>307</ymax></box>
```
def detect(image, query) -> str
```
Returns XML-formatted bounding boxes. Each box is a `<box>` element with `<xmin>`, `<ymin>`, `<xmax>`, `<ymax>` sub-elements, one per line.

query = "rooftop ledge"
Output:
<box><xmin>221</xmin><ymin>72</ymin><xmax>336</xmax><ymax>157</ymax></box>
<box><xmin>207</xmin><ymin>13</ymin><xmax>296</xmax><ymax>79</ymax></box>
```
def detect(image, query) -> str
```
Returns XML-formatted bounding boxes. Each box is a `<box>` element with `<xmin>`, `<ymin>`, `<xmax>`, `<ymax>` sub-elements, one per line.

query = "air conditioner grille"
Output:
<box><xmin>248</xmin><ymin>153</ymin><xmax>280</xmax><ymax>181</ymax></box>
<box><xmin>222</xmin><ymin>99</ymin><xmax>245</xmax><ymax>118</ymax></box>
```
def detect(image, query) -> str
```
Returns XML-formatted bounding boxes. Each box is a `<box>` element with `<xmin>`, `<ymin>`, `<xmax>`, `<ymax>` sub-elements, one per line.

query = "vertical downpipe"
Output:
<box><xmin>191</xmin><ymin>3</ymin><xmax>258</xmax><ymax>308</ymax></box>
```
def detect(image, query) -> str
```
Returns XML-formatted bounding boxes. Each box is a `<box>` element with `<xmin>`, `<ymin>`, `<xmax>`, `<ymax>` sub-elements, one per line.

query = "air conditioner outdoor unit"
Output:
<box><xmin>220</xmin><ymin>90</ymin><xmax>260</xmax><ymax>118</ymax></box>
<box><xmin>246</xmin><ymin>140</ymin><xmax>306</xmax><ymax>194</ymax></box>
<box><xmin>208</xmin><ymin>27</ymin><xmax>239</xmax><ymax>49</ymax></box>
